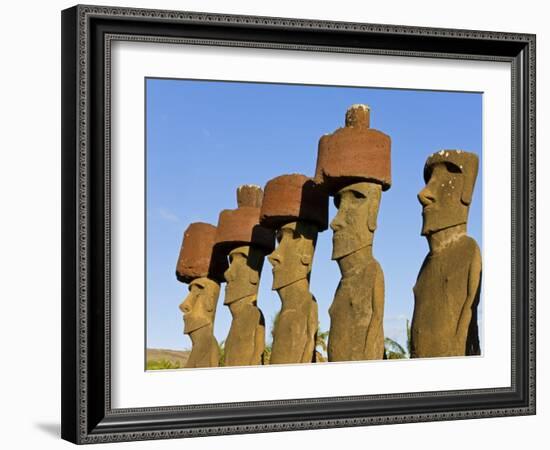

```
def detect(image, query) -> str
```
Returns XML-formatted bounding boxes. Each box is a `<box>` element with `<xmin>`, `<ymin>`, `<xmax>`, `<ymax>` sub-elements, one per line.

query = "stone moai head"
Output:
<box><xmin>268</xmin><ymin>221</ymin><xmax>318</xmax><ymax>290</ymax></box>
<box><xmin>418</xmin><ymin>150</ymin><xmax>479</xmax><ymax>236</ymax></box>
<box><xmin>260</xmin><ymin>174</ymin><xmax>328</xmax><ymax>290</ymax></box>
<box><xmin>179</xmin><ymin>277</ymin><xmax>220</xmax><ymax>334</ymax></box>
<box><xmin>223</xmin><ymin>244</ymin><xmax>266</xmax><ymax>304</ymax></box>
<box><xmin>175</xmin><ymin>222</ymin><xmax>227</xmax><ymax>334</ymax></box>
<box><xmin>314</xmin><ymin>104</ymin><xmax>391</xmax><ymax>261</ymax></box>
<box><xmin>330</xmin><ymin>182</ymin><xmax>382</xmax><ymax>260</ymax></box>
<box><xmin>215</xmin><ymin>185</ymin><xmax>275</xmax><ymax>305</ymax></box>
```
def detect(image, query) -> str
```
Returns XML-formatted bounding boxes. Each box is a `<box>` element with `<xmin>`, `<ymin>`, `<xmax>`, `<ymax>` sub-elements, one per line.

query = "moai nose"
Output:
<box><xmin>179</xmin><ymin>298</ymin><xmax>191</xmax><ymax>314</ymax></box>
<box><xmin>224</xmin><ymin>266</ymin><xmax>233</xmax><ymax>282</ymax></box>
<box><xmin>418</xmin><ymin>187</ymin><xmax>435</xmax><ymax>207</ymax></box>
<box><xmin>330</xmin><ymin>212</ymin><xmax>345</xmax><ymax>232</ymax></box>
<box><xmin>268</xmin><ymin>251</ymin><xmax>281</xmax><ymax>266</ymax></box>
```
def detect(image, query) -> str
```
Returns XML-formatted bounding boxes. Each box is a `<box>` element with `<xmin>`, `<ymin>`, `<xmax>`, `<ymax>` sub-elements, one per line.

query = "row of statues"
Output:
<box><xmin>175</xmin><ymin>104</ymin><xmax>482</xmax><ymax>368</ymax></box>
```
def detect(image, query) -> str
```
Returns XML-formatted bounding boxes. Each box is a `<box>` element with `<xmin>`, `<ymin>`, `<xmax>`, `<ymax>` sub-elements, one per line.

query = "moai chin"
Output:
<box><xmin>260</xmin><ymin>174</ymin><xmax>328</xmax><ymax>364</ymax></box>
<box><xmin>411</xmin><ymin>150</ymin><xmax>482</xmax><ymax>358</ymax></box>
<box><xmin>175</xmin><ymin>222</ymin><xmax>227</xmax><ymax>368</ymax></box>
<box><xmin>314</xmin><ymin>104</ymin><xmax>391</xmax><ymax>362</ymax></box>
<box><xmin>215</xmin><ymin>185</ymin><xmax>275</xmax><ymax>366</ymax></box>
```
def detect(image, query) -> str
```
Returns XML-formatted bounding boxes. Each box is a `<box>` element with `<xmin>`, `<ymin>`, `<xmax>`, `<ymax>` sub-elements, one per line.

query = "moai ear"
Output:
<box><xmin>249</xmin><ymin>271</ymin><xmax>259</xmax><ymax>285</ymax></box>
<box><xmin>460</xmin><ymin>161</ymin><xmax>479</xmax><ymax>206</ymax></box>
<box><xmin>367</xmin><ymin>187</ymin><xmax>381</xmax><ymax>232</ymax></box>
<box><xmin>300</xmin><ymin>254</ymin><xmax>312</xmax><ymax>267</ymax></box>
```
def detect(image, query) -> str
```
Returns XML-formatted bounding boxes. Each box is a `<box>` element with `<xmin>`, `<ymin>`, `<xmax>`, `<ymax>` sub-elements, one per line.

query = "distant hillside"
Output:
<box><xmin>146</xmin><ymin>348</ymin><xmax>190</xmax><ymax>370</ymax></box>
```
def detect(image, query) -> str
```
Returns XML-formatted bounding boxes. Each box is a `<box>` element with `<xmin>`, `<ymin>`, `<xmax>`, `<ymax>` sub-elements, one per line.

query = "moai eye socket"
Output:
<box><xmin>445</xmin><ymin>162</ymin><xmax>462</xmax><ymax>174</ymax></box>
<box><xmin>351</xmin><ymin>190</ymin><xmax>366</xmax><ymax>200</ymax></box>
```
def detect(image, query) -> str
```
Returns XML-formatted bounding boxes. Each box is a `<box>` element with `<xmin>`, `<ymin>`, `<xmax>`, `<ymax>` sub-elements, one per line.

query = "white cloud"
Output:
<box><xmin>158</xmin><ymin>208</ymin><xmax>181</xmax><ymax>223</ymax></box>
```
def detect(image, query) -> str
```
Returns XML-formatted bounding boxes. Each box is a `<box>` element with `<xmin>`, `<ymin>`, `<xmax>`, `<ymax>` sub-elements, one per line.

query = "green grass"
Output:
<box><xmin>146</xmin><ymin>359</ymin><xmax>183</xmax><ymax>370</ymax></box>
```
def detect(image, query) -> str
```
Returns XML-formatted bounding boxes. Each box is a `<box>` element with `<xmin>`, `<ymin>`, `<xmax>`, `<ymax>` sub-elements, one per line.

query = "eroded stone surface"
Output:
<box><xmin>411</xmin><ymin>150</ymin><xmax>481</xmax><ymax>358</ymax></box>
<box><xmin>236</xmin><ymin>184</ymin><xmax>264</xmax><ymax>208</ymax></box>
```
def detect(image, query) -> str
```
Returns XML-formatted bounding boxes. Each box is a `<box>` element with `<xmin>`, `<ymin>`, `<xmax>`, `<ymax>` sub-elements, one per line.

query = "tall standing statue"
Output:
<box><xmin>315</xmin><ymin>104</ymin><xmax>391</xmax><ymax>362</ymax></box>
<box><xmin>260</xmin><ymin>174</ymin><xmax>328</xmax><ymax>364</ymax></box>
<box><xmin>215</xmin><ymin>185</ymin><xmax>275</xmax><ymax>366</ymax></box>
<box><xmin>176</xmin><ymin>222</ymin><xmax>228</xmax><ymax>368</ymax></box>
<box><xmin>411</xmin><ymin>150</ymin><xmax>481</xmax><ymax>358</ymax></box>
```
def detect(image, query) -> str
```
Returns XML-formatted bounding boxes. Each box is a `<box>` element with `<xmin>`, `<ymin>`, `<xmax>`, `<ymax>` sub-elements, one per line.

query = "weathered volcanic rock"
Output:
<box><xmin>411</xmin><ymin>149</ymin><xmax>482</xmax><ymax>358</ymax></box>
<box><xmin>260</xmin><ymin>174</ymin><xmax>328</xmax><ymax>231</ymax></box>
<box><xmin>215</xmin><ymin>185</ymin><xmax>274</xmax><ymax>254</ymax></box>
<box><xmin>424</xmin><ymin>149</ymin><xmax>479</xmax><ymax>205</ymax></box>
<box><xmin>315</xmin><ymin>104</ymin><xmax>391</xmax><ymax>195</ymax></box>
<box><xmin>175</xmin><ymin>222</ymin><xmax>228</xmax><ymax>283</ymax></box>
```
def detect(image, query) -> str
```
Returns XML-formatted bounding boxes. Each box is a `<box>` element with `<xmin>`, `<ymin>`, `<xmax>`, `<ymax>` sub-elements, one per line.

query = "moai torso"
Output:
<box><xmin>411</xmin><ymin>234</ymin><xmax>481</xmax><ymax>358</ymax></box>
<box><xmin>328</xmin><ymin>257</ymin><xmax>385</xmax><ymax>361</ymax></box>
<box><xmin>224</xmin><ymin>299</ymin><xmax>265</xmax><ymax>366</ymax></box>
<box><xmin>270</xmin><ymin>286</ymin><xmax>318</xmax><ymax>364</ymax></box>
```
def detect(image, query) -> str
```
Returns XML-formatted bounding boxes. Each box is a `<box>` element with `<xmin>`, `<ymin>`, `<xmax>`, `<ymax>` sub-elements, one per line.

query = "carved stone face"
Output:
<box><xmin>179</xmin><ymin>277</ymin><xmax>220</xmax><ymax>334</ymax></box>
<box><xmin>223</xmin><ymin>245</ymin><xmax>264</xmax><ymax>304</ymax></box>
<box><xmin>267</xmin><ymin>221</ymin><xmax>317</xmax><ymax>290</ymax></box>
<box><xmin>418</xmin><ymin>162</ymin><xmax>468</xmax><ymax>236</ymax></box>
<box><xmin>330</xmin><ymin>182</ymin><xmax>381</xmax><ymax>260</ymax></box>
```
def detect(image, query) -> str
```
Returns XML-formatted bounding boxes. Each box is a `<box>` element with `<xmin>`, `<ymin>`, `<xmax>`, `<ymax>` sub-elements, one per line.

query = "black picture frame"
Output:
<box><xmin>61</xmin><ymin>4</ymin><xmax>536</xmax><ymax>444</ymax></box>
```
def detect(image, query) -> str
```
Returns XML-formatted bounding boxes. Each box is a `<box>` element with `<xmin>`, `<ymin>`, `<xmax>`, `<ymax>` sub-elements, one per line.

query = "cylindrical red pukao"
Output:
<box><xmin>260</xmin><ymin>174</ymin><xmax>328</xmax><ymax>231</ymax></box>
<box><xmin>175</xmin><ymin>222</ymin><xmax>228</xmax><ymax>284</ymax></box>
<box><xmin>314</xmin><ymin>104</ymin><xmax>391</xmax><ymax>195</ymax></box>
<box><xmin>215</xmin><ymin>185</ymin><xmax>275</xmax><ymax>254</ymax></box>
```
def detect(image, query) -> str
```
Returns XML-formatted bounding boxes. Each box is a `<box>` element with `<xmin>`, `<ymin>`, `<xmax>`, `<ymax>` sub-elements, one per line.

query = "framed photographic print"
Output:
<box><xmin>61</xmin><ymin>4</ymin><xmax>536</xmax><ymax>444</ymax></box>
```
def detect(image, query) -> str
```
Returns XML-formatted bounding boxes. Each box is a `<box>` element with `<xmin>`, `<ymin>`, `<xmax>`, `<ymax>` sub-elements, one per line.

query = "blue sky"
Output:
<box><xmin>145</xmin><ymin>78</ymin><xmax>482</xmax><ymax>353</ymax></box>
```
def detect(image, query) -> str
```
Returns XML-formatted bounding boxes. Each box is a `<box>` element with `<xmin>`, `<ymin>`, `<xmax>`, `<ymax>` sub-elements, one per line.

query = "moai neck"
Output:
<box><xmin>277</xmin><ymin>278</ymin><xmax>312</xmax><ymax>306</ymax></box>
<box><xmin>337</xmin><ymin>245</ymin><xmax>373</xmax><ymax>277</ymax></box>
<box><xmin>228</xmin><ymin>294</ymin><xmax>258</xmax><ymax>317</ymax></box>
<box><xmin>189</xmin><ymin>323</ymin><xmax>214</xmax><ymax>350</ymax></box>
<box><xmin>426</xmin><ymin>224</ymin><xmax>467</xmax><ymax>254</ymax></box>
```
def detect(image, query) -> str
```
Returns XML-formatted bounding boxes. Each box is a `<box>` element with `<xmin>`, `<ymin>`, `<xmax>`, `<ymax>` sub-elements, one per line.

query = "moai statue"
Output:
<box><xmin>259</xmin><ymin>174</ymin><xmax>329</xmax><ymax>364</ymax></box>
<box><xmin>215</xmin><ymin>185</ymin><xmax>275</xmax><ymax>366</ymax></box>
<box><xmin>315</xmin><ymin>104</ymin><xmax>391</xmax><ymax>362</ymax></box>
<box><xmin>176</xmin><ymin>222</ymin><xmax>228</xmax><ymax>368</ymax></box>
<box><xmin>411</xmin><ymin>150</ymin><xmax>481</xmax><ymax>358</ymax></box>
